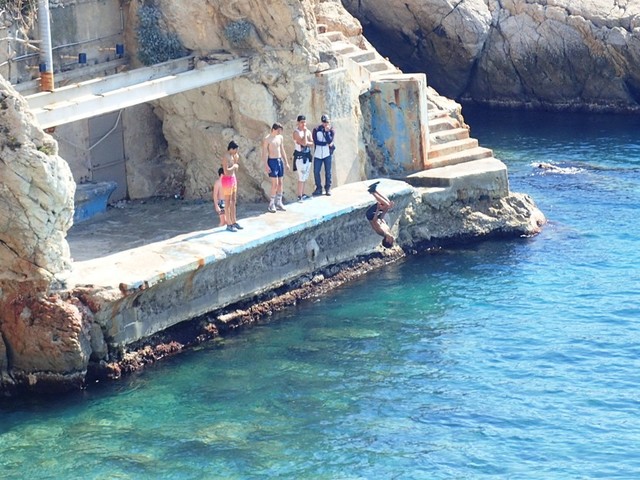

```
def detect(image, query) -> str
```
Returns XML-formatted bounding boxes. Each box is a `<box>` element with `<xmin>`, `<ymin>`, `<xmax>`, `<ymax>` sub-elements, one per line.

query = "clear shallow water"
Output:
<box><xmin>2</xmin><ymin>108</ymin><xmax>640</xmax><ymax>479</ymax></box>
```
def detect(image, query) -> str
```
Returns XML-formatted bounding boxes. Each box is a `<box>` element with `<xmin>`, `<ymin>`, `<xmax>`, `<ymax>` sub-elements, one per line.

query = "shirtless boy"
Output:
<box><xmin>262</xmin><ymin>122</ymin><xmax>290</xmax><ymax>212</ymax></box>
<box><xmin>366</xmin><ymin>181</ymin><xmax>395</xmax><ymax>248</ymax></box>
<box><xmin>212</xmin><ymin>167</ymin><xmax>226</xmax><ymax>227</ymax></box>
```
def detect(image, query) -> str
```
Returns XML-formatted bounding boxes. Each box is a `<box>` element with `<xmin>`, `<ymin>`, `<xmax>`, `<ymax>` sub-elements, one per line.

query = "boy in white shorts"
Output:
<box><xmin>292</xmin><ymin>115</ymin><xmax>313</xmax><ymax>201</ymax></box>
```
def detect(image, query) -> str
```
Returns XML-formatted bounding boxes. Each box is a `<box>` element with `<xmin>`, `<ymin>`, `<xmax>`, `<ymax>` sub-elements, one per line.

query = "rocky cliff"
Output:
<box><xmin>122</xmin><ymin>0</ymin><xmax>372</xmax><ymax>202</ymax></box>
<box><xmin>0</xmin><ymin>76</ymin><xmax>92</xmax><ymax>393</ymax></box>
<box><xmin>344</xmin><ymin>0</ymin><xmax>640</xmax><ymax>112</ymax></box>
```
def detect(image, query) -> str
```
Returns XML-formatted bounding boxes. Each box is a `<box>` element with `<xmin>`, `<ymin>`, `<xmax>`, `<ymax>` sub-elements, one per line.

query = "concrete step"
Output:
<box><xmin>425</xmin><ymin>146</ymin><xmax>494</xmax><ymax>169</ymax></box>
<box><xmin>428</xmin><ymin>138</ymin><xmax>478</xmax><ymax>159</ymax></box>
<box><xmin>343</xmin><ymin>49</ymin><xmax>377</xmax><ymax>63</ymax></box>
<box><xmin>428</xmin><ymin>116</ymin><xmax>461</xmax><ymax>133</ymax></box>
<box><xmin>405</xmin><ymin>157</ymin><xmax>508</xmax><ymax>195</ymax></box>
<box><xmin>431</xmin><ymin>127</ymin><xmax>469</xmax><ymax>143</ymax></box>
<box><xmin>359</xmin><ymin>59</ymin><xmax>394</xmax><ymax>73</ymax></box>
<box><xmin>370</xmin><ymin>71</ymin><xmax>406</xmax><ymax>82</ymax></box>
<box><xmin>330</xmin><ymin>40</ymin><xmax>358</xmax><ymax>55</ymax></box>
<box><xmin>428</xmin><ymin>108</ymin><xmax>452</xmax><ymax>120</ymax></box>
<box><xmin>321</xmin><ymin>31</ymin><xmax>345</xmax><ymax>43</ymax></box>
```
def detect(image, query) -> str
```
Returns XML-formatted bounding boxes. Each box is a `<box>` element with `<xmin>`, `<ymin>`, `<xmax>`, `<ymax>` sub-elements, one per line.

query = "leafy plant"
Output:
<box><xmin>136</xmin><ymin>4</ymin><xmax>186</xmax><ymax>65</ymax></box>
<box><xmin>37</xmin><ymin>144</ymin><xmax>55</xmax><ymax>156</ymax></box>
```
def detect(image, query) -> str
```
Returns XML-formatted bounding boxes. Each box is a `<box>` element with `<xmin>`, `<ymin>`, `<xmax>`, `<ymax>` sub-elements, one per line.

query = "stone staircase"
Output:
<box><xmin>426</xmin><ymin>113</ymin><xmax>493</xmax><ymax>169</ymax></box>
<box><xmin>317</xmin><ymin>24</ymin><xmax>402</xmax><ymax>84</ymax></box>
<box><xmin>413</xmin><ymin>108</ymin><xmax>506</xmax><ymax>190</ymax></box>
<box><xmin>316</xmin><ymin>24</ymin><xmax>507</xmax><ymax>192</ymax></box>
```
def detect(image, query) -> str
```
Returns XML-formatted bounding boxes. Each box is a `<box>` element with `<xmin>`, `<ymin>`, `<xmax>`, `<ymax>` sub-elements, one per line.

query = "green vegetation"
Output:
<box><xmin>224</xmin><ymin>20</ymin><xmax>254</xmax><ymax>46</ymax></box>
<box><xmin>37</xmin><ymin>144</ymin><xmax>55</xmax><ymax>156</ymax></box>
<box><xmin>136</xmin><ymin>4</ymin><xmax>186</xmax><ymax>65</ymax></box>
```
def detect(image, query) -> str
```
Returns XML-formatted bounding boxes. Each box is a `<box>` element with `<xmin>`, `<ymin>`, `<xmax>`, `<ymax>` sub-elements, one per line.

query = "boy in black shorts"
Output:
<box><xmin>366</xmin><ymin>181</ymin><xmax>395</xmax><ymax>248</ymax></box>
<box><xmin>213</xmin><ymin>167</ymin><xmax>226</xmax><ymax>226</ymax></box>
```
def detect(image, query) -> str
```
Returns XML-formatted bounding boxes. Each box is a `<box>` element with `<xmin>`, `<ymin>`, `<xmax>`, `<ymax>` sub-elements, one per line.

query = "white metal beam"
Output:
<box><xmin>28</xmin><ymin>57</ymin><xmax>248</xmax><ymax>128</ymax></box>
<box><xmin>14</xmin><ymin>59</ymin><xmax>130</xmax><ymax>96</ymax></box>
<box><xmin>25</xmin><ymin>56</ymin><xmax>195</xmax><ymax>108</ymax></box>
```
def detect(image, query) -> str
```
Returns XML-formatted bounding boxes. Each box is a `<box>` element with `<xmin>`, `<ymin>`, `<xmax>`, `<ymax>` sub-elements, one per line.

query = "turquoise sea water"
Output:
<box><xmin>2</xmin><ymin>108</ymin><xmax>640</xmax><ymax>479</ymax></box>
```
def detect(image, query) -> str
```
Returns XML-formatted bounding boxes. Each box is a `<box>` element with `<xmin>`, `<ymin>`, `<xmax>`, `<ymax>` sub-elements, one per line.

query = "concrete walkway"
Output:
<box><xmin>65</xmin><ymin>179</ymin><xmax>412</xmax><ymax>292</ymax></box>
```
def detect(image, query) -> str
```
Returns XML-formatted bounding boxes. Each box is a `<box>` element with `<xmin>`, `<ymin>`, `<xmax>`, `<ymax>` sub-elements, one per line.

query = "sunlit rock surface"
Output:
<box><xmin>344</xmin><ymin>0</ymin><xmax>640</xmax><ymax>112</ymax></box>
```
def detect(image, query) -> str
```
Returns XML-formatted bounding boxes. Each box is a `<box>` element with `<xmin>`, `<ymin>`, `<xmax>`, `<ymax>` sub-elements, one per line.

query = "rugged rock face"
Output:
<box><xmin>0</xmin><ymin>79</ymin><xmax>74</xmax><ymax>283</ymax></box>
<box><xmin>125</xmin><ymin>0</ymin><xmax>368</xmax><ymax>201</ymax></box>
<box><xmin>401</xmin><ymin>190</ymin><xmax>545</xmax><ymax>250</ymax></box>
<box><xmin>343</xmin><ymin>0</ymin><xmax>640</xmax><ymax>112</ymax></box>
<box><xmin>0</xmin><ymin>76</ymin><xmax>93</xmax><ymax>393</ymax></box>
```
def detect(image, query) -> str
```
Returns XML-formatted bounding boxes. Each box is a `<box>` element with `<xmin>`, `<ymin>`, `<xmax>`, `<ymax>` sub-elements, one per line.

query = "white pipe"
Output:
<box><xmin>38</xmin><ymin>0</ymin><xmax>54</xmax><ymax>72</ymax></box>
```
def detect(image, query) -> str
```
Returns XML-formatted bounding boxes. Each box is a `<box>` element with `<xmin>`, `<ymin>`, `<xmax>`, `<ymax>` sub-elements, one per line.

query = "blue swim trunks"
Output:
<box><xmin>268</xmin><ymin>158</ymin><xmax>284</xmax><ymax>178</ymax></box>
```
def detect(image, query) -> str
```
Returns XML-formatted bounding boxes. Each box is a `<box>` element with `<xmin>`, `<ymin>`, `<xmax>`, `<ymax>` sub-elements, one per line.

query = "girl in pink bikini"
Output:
<box><xmin>221</xmin><ymin>141</ymin><xmax>243</xmax><ymax>232</ymax></box>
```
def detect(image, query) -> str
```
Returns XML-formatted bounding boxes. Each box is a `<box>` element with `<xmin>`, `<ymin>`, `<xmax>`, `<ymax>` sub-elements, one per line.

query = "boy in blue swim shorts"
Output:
<box><xmin>262</xmin><ymin>122</ymin><xmax>290</xmax><ymax>212</ymax></box>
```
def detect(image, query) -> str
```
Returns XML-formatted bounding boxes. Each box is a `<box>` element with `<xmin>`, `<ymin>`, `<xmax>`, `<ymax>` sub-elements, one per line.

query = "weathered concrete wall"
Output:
<box><xmin>68</xmin><ymin>181</ymin><xmax>414</xmax><ymax>350</ymax></box>
<box><xmin>48</xmin><ymin>0</ymin><xmax>124</xmax><ymax>71</ymax></box>
<box><xmin>1</xmin><ymin>0</ymin><xmax>124</xmax><ymax>86</ymax></box>
<box><xmin>312</xmin><ymin>67</ymin><xmax>368</xmax><ymax>187</ymax></box>
<box><xmin>365</xmin><ymin>74</ymin><xmax>429</xmax><ymax>176</ymax></box>
<box><xmin>55</xmin><ymin>120</ymin><xmax>92</xmax><ymax>183</ymax></box>
<box><xmin>54</xmin><ymin>103</ymin><xmax>167</xmax><ymax>198</ymax></box>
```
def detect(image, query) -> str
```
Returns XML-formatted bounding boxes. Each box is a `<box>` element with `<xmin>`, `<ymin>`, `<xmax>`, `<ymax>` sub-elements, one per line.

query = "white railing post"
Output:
<box><xmin>38</xmin><ymin>0</ymin><xmax>55</xmax><ymax>91</ymax></box>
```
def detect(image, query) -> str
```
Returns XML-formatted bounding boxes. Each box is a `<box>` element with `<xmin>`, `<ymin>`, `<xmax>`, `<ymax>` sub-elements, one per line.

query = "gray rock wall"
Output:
<box><xmin>0</xmin><ymin>78</ymin><xmax>74</xmax><ymax>284</ymax></box>
<box><xmin>344</xmin><ymin>0</ymin><xmax>640</xmax><ymax>112</ymax></box>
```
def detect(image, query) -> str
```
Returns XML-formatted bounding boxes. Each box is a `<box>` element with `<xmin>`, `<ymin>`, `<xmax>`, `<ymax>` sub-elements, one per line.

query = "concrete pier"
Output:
<box><xmin>65</xmin><ymin>179</ymin><xmax>414</xmax><ymax>350</ymax></box>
